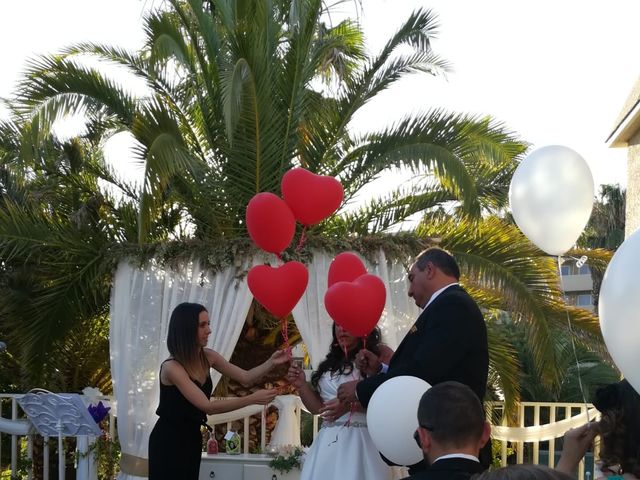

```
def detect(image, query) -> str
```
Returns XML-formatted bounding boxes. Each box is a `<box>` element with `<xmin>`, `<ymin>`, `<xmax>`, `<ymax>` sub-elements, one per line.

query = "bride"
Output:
<box><xmin>287</xmin><ymin>323</ymin><xmax>394</xmax><ymax>480</ymax></box>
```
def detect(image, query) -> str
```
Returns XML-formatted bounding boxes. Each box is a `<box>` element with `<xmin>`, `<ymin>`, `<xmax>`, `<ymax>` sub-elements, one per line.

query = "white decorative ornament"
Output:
<box><xmin>509</xmin><ymin>145</ymin><xmax>594</xmax><ymax>256</ymax></box>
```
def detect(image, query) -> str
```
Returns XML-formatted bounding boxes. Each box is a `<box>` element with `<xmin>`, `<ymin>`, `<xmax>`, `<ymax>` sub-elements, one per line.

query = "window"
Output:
<box><xmin>576</xmin><ymin>294</ymin><xmax>592</xmax><ymax>307</ymax></box>
<box><xmin>578</xmin><ymin>264</ymin><xmax>590</xmax><ymax>275</ymax></box>
<box><xmin>560</xmin><ymin>262</ymin><xmax>591</xmax><ymax>276</ymax></box>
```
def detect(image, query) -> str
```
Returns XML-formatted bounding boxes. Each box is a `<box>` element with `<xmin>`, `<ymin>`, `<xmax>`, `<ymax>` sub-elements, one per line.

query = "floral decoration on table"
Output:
<box><xmin>267</xmin><ymin>444</ymin><xmax>307</xmax><ymax>474</ymax></box>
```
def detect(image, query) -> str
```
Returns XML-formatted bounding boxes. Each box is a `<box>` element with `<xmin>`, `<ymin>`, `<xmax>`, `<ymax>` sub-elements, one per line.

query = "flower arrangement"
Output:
<box><xmin>80</xmin><ymin>388</ymin><xmax>120</xmax><ymax>478</ymax></box>
<box><xmin>88</xmin><ymin>401</ymin><xmax>111</xmax><ymax>423</ymax></box>
<box><xmin>267</xmin><ymin>445</ymin><xmax>306</xmax><ymax>474</ymax></box>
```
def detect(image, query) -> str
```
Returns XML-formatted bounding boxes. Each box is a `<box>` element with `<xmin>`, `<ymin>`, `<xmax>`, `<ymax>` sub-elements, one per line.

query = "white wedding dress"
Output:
<box><xmin>300</xmin><ymin>368</ymin><xmax>393</xmax><ymax>480</ymax></box>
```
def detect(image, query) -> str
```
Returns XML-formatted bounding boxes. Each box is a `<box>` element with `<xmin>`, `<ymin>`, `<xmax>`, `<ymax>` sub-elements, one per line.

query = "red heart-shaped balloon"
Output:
<box><xmin>248</xmin><ymin>261</ymin><xmax>309</xmax><ymax>318</ymax></box>
<box><xmin>281</xmin><ymin>168</ymin><xmax>344</xmax><ymax>225</ymax></box>
<box><xmin>246</xmin><ymin>192</ymin><xmax>296</xmax><ymax>254</ymax></box>
<box><xmin>324</xmin><ymin>274</ymin><xmax>386</xmax><ymax>337</ymax></box>
<box><xmin>328</xmin><ymin>252</ymin><xmax>367</xmax><ymax>287</ymax></box>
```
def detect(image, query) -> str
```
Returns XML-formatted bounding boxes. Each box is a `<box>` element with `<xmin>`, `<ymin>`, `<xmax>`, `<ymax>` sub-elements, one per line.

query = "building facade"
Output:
<box><xmin>607</xmin><ymin>76</ymin><xmax>640</xmax><ymax>237</ymax></box>
<box><xmin>560</xmin><ymin>258</ymin><xmax>594</xmax><ymax>312</ymax></box>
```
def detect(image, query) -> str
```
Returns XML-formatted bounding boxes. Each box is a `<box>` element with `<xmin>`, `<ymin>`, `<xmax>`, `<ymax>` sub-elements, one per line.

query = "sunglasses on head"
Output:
<box><xmin>413</xmin><ymin>424</ymin><xmax>434</xmax><ymax>448</ymax></box>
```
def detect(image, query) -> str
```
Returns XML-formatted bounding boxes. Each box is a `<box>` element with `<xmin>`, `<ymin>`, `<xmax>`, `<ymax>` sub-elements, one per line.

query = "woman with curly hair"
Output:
<box><xmin>593</xmin><ymin>379</ymin><xmax>640</xmax><ymax>479</ymax></box>
<box><xmin>287</xmin><ymin>323</ymin><xmax>394</xmax><ymax>480</ymax></box>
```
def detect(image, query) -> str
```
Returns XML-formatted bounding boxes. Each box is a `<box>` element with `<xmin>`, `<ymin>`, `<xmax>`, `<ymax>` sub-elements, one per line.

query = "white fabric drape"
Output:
<box><xmin>110</xmin><ymin>259</ymin><xmax>254</xmax><ymax>480</ymax></box>
<box><xmin>368</xmin><ymin>250</ymin><xmax>421</xmax><ymax>350</ymax></box>
<box><xmin>292</xmin><ymin>250</ymin><xmax>420</xmax><ymax>368</ymax></box>
<box><xmin>291</xmin><ymin>252</ymin><xmax>335</xmax><ymax>369</ymax></box>
<box><xmin>491</xmin><ymin>409</ymin><xmax>599</xmax><ymax>442</ymax></box>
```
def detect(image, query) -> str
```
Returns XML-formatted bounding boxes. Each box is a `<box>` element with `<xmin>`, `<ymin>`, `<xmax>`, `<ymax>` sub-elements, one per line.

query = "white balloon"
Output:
<box><xmin>366</xmin><ymin>376</ymin><xmax>430</xmax><ymax>466</ymax></box>
<box><xmin>509</xmin><ymin>145</ymin><xmax>594</xmax><ymax>255</ymax></box>
<box><xmin>599</xmin><ymin>229</ymin><xmax>640</xmax><ymax>394</ymax></box>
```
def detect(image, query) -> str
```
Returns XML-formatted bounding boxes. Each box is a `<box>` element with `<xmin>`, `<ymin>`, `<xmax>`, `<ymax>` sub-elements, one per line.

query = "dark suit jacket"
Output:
<box><xmin>400</xmin><ymin>457</ymin><xmax>484</xmax><ymax>480</ymax></box>
<box><xmin>356</xmin><ymin>284</ymin><xmax>489</xmax><ymax>406</ymax></box>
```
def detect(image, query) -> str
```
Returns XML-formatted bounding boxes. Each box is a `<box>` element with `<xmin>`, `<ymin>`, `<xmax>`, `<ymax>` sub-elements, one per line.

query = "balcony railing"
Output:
<box><xmin>0</xmin><ymin>393</ymin><xmax>597</xmax><ymax>480</ymax></box>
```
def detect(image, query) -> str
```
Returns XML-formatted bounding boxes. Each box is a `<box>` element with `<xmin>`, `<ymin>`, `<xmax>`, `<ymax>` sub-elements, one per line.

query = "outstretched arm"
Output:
<box><xmin>206</xmin><ymin>348</ymin><xmax>288</xmax><ymax>387</ymax></box>
<box><xmin>161</xmin><ymin>360</ymin><xmax>278</xmax><ymax>414</ymax></box>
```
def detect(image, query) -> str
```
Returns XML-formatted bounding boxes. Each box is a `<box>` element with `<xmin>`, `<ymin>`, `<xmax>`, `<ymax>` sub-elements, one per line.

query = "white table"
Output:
<box><xmin>199</xmin><ymin>453</ymin><xmax>301</xmax><ymax>480</ymax></box>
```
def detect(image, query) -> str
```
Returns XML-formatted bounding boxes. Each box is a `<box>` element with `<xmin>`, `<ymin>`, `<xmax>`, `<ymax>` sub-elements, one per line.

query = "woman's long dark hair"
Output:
<box><xmin>594</xmin><ymin>379</ymin><xmax>640</xmax><ymax>476</ymax></box>
<box><xmin>311</xmin><ymin>324</ymin><xmax>383</xmax><ymax>390</ymax></box>
<box><xmin>167</xmin><ymin>302</ymin><xmax>209</xmax><ymax>380</ymax></box>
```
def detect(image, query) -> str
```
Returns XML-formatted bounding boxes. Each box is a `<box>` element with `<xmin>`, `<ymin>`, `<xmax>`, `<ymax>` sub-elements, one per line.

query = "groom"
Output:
<box><xmin>336</xmin><ymin>247</ymin><xmax>490</xmax><ymax>471</ymax></box>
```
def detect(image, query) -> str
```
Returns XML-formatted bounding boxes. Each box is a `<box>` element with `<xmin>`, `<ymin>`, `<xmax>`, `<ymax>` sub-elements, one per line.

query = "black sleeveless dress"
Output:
<box><xmin>148</xmin><ymin>364</ymin><xmax>213</xmax><ymax>479</ymax></box>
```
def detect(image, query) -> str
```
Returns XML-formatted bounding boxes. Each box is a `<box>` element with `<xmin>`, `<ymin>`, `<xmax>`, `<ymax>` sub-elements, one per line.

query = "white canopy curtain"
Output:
<box><xmin>109</xmin><ymin>250</ymin><xmax>420</xmax><ymax>478</ymax></box>
<box><xmin>109</xmin><ymin>259</ymin><xmax>255</xmax><ymax>480</ymax></box>
<box><xmin>292</xmin><ymin>250</ymin><xmax>421</xmax><ymax>368</ymax></box>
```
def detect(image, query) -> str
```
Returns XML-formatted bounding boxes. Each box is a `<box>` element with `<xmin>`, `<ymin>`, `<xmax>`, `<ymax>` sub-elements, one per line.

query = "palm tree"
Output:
<box><xmin>0</xmin><ymin>117</ymin><xmax>140</xmax><ymax>389</ymax></box>
<box><xmin>579</xmin><ymin>184</ymin><xmax>626</xmax><ymax>250</ymax></box>
<box><xmin>13</xmin><ymin>0</ymin><xmax>525</xmax><ymax>243</ymax></box>
<box><xmin>578</xmin><ymin>184</ymin><xmax>626</xmax><ymax>308</ymax></box>
<box><xmin>0</xmin><ymin>0</ymin><xmax>610</xmax><ymax>416</ymax></box>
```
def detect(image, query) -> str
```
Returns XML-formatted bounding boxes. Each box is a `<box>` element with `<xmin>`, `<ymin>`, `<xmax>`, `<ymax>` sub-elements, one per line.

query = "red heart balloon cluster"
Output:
<box><xmin>245</xmin><ymin>168</ymin><xmax>344</xmax><ymax>255</ymax></box>
<box><xmin>247</xmin><ymin>262</ymin><xmax>309</xmax><ymax>318</ymax></box>
<box><xmin>281</xmin><ymin>168</ymin><xmax>344</xmax><ymax>226</ymax></box>
<box><xmin>245</xmin><ymin>168</ymin><xmax>343</xmax><ymax>318</ymax></box>
<box><xmin>246</xmin><ymin>193</ymin><xmax>296</xmax><ymax>255</ymax></box>
<box><xmin>324</xmin><ymin>253</ymin><xmax>386</xmax><ymax>337</ymax></box>
<box><xmin>328</xmin><ymin>252</ymin><xmax>368</xmax><ymax>287</ymax></box>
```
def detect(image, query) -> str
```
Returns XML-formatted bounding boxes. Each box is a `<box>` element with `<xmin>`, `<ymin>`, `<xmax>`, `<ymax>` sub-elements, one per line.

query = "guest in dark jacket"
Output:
<box><xmin>402</xmin><ymin>381</ymin><xmax>490</xmax><ymax>480</ymax></box>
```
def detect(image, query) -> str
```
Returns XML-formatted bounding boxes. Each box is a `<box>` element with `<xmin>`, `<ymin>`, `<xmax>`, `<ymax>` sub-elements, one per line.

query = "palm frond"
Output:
<box><xmin>15</xmin><ymin>55</ymin><xmax>136</xmax><ymax>132</ymax></box>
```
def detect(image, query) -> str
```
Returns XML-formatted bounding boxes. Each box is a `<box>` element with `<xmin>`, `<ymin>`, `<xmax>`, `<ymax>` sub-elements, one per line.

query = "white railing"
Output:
<box><xmin>487</xmin><ymin>401</ymin><xmax>599</xmax><ymax>479</ymax></box>
<box><xmin>1</xmin><ymin>395</ymin><xmax>597</xmax><ymax>479</ymax></box>
<box><xmin>0</xmin><ymin>393</ymin><xmax>116</xmax><ymax>480</ymax></box>
<box><xmin>205</xmin><ymin>396</ymin><xmax>319</xmax><ymax>454</ymax></box>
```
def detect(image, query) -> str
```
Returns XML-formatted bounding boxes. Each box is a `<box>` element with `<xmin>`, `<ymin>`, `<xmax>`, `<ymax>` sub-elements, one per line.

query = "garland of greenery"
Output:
<box><xmin>267</xmin><ymin>446</ymin><xmax>305</xmax><ymax>474</ymax></box>
<box><xmin>111</xmin><ymin>231</ymin><xmax>433</xmax><ymax>274</ymax></box>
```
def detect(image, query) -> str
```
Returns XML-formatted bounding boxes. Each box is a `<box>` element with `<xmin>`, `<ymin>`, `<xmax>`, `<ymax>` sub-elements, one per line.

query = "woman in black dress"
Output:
<box><xmin>148</xmin><ymin>302</ymin><xmax>288</xmax><ymax>479</ymax></box>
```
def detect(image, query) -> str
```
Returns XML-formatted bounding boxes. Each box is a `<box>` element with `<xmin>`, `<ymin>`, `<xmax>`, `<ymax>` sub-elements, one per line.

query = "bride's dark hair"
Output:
<box><xmin>311</xmin><ymin>323</ymin><xmax>383</xmax><ymax>390</ymax></box>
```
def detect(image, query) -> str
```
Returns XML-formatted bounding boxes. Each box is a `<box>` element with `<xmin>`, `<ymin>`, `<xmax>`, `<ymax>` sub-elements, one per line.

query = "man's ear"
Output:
<box><xmin>479</xmin><ymin>421</ymin><xmax>491</xmax><ymax>448</ymax></box>
<box><xmin>425</xmin><ymin>261</ymin><xmax>436</xmax><ymax>280</ymax></box>
<box><xmin>419</xmin><ymin>427</ymin><xmax>432</xmax><ymax>453</ymax></box>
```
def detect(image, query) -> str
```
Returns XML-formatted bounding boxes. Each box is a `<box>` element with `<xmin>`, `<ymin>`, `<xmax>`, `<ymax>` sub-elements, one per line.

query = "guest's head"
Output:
<box><xmin>408</xmin><ymin>247</ymin><xmax>460</xmax><ymax>308</ymax></box>
<box><xmin>414</xmin><ymin>381</ymin><xmax>490</xmax><ymax>464</ymax></box>
<box><xmin>473</xmin><ymin>464</ymin><xmax>575</xmax><ymax>480</ymax></box>
<box><xmin>311</xmin><ymin>323</ymin><xmax>382</xmax><ymax>389</ymax></box>
<box><xmin>594</xmin><ymin>379</ymin><xmax>640</xmax><ymax>477</ymax></box>
<box><xmin>167</xmin><ymin>302</ymin><xmax>209</xmax><ymax>376</ymax></box>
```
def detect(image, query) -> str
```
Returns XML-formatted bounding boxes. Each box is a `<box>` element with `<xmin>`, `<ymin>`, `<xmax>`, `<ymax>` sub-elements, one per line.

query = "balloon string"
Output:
<box><xmin>557</xmin><ymin>255</ymin><xmax>591</xmax><ymax>422</ymax></box>
<box><xmin>295</xmin><ymin>226</ymin><xmax>307</xmax><ymax>252</ymax></box>
<box><xmin>345</xmin><ymin>402</ymin><xmax>355</xmax><ymax>427</ymax></box>
<box><xmin>281</xmin><ymin>317</ymin><xmax>291</xmax><ymax>358</ymax></box>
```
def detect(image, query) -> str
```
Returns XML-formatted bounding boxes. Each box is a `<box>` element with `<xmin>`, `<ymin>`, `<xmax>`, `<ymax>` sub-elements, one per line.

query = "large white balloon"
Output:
<box><xmin>599</xmin><ymin>229</ymin><xmax>640</xmax><ymax>394</ymax></box>
<box><xmin>366</xmin><ymin>376</ymin><xmax>430</xmax><ymax>466</ymax></box>
<box><xmin>509</xmin><ymin>145</ymin><xmax>594</xmax><ymax>255</ymax></box>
